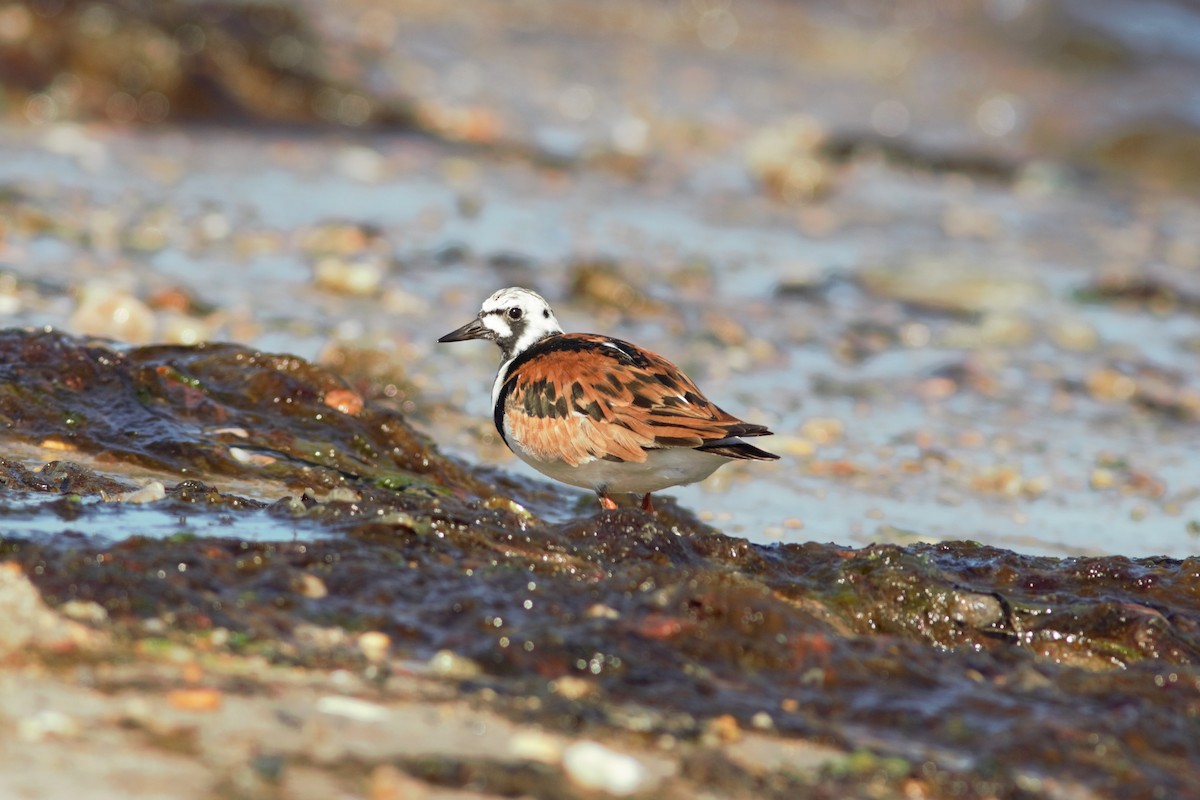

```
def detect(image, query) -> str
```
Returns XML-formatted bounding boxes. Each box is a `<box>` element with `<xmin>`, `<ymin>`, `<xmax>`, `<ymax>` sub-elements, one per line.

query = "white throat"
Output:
<box><xmin>491</xmin><ymin>355</ymin><xmax>516</xmax><ymax>410</ymax></box>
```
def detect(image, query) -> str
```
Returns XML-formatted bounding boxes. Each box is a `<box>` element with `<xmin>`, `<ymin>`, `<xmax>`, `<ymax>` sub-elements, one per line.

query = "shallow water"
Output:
<box><xmin>0</xmin><ymin>491</ymin><xmax>325</xmax><ymax>543</ymax></box>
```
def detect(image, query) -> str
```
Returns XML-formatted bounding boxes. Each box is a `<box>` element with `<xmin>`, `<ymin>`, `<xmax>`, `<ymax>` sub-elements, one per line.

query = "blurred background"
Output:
<box><xmin>2</xmin><ymin>0</ymin><xmax>1200</xmax><ymax>556</ymax></box>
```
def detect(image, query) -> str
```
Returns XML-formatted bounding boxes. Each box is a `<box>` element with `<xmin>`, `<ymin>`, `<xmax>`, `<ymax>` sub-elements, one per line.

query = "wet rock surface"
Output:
<box><xmin>0</xmin><ymin>329</ymin><xmax>1198</xmax><ymax>798</ymax></box>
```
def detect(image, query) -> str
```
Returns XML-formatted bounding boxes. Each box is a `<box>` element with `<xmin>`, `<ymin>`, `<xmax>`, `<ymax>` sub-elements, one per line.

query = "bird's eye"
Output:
<box><xmin>508</xmin><ymin>307</ymin><xmax>523</xmax><ymax>320</ymax></box>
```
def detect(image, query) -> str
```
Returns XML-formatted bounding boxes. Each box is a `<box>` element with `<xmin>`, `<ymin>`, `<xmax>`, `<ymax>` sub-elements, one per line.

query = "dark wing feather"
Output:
<box><xmin>501</xmin><ymin>334</ymin><xmax>776</xmax><ymax>466</ymax></box>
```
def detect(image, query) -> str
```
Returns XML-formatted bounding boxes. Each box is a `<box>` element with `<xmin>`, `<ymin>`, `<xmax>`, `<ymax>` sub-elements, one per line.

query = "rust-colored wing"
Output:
<box><xmin>499</xmin><ymin>334</ymin><xmax>772</xmax><ymax>467</ymax></box>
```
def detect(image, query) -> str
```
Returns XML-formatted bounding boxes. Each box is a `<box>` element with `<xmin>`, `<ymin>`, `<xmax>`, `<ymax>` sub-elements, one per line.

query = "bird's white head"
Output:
<box><xmin>438</xmin><ymin>287</ymin><xmax>564</xmax><ymax>361</ymax></box>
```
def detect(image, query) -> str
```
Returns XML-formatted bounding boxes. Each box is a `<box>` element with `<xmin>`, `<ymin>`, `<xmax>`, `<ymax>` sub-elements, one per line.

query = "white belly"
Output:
<box><xmin>509</xmin><ymin>440</ymin><xmax>729</xmax><ymax>495</ymax></box>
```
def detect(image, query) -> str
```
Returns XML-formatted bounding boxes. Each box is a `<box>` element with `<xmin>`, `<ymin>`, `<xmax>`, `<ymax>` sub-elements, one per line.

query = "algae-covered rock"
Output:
<box><xmin>0</xmin><ymin>327</ymin><xmax>1199</xmax><ymax>799</ymax></box>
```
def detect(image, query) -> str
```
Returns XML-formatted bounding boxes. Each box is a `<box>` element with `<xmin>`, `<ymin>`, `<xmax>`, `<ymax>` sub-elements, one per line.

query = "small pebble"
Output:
<box><xmin>1086</xmin><ymin>369</ymin><xmax>1137</xmax><ymax>402</ymax></box>
<box><xmin>315</xmin><ymin>695</ymin><xmax>388</xmax><ymax>723</ymax></box>
<box><xmin>800</xmin><ymin>417</ymin><xmax>843</xmax><ymax>445</ymax></box>
<box><xmin>166</xmin><ymin>687</ymin><xmax>222</xmax><ymax>712</ymax></box>
<box><xmin>705</xmin><ymin>713</ymin><xmax>742</xmax><ymax>743</ymax></box>
<box><xmin>357</xmin><ymin>631</ymin><xmax>391</xmax><ymax>663</ymax></box>
<box><xmin>483</xmin><ymin>496</ymin><xmax>532</xmax><ymax>518</ymax></box>
<box><xmin>69</xmin><ymin>282</ymin><xmax>156</xmax><ymax>343</ymax></box>
<box><xmin>584</xmin><ymin>603</ymin><xmax>620</xmax><ymax>619</ymax></box>
<box><xmin>313</xmin><ymin>256</ymin><xmax>386</xmax><ymax>296</ymax></box>
<box><xmin>58</xmin><ymin>600</ymin><xmax>109</xmax><ymax>623</ymax></box>
<box><xmin>562</xmin><ymin>741</ymin><xmax>649</xmax><ymax>796</ymax></box>
<box><xmin>509</xmin><ymin>730</ymin><xmax>564</xmax><ymax>763</ymax></box>
<box><xmin>298</xmin><ymin>574</ymin><xmax>328</xmax><ymax>600</ymax></box>
<box><xmin>323</xmin><ymin>388</ymin><xmax>364</xmax><ymax>416</ymax></box>
<box><xmin>550</xmin><ymin>676</ymin><xmax>594</xmax><ymax>700</ymax></box>
<box><xmin>228</xmin><ymin>447</ymin><xmax>277</xmax><ymax>466</ymax></box>
<box><xmin>428</xmin><ymin>649</ymin><xmax>482</xmax><ymax>679</ymax></box>
<box><xmin>751</xmin><ymin>711</ymin><xmax>775</xmax><ymax>730</ymax></box>
<box><xmin>116</xmin><ymin>481</ymin><xmax>166</xmax><ymax>504</ymax></box>
<box><xmin>1090</xmin><ymin>468</ymin><xmax>1116</xmax><ymax>490</ymax></box>
<box><xmin>321</xmin><ymin>487</ymin><xmax>360</xmax><ymax>503</ymax></box>
<box><xmin>18</xmin><ymin>709</ymin><xmax>80</xmax><ymax>742</ymax></box>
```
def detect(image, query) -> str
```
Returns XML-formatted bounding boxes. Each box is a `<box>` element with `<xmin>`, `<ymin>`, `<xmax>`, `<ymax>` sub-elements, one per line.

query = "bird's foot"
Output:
<box><xmin>641</xmin><ymin>493</ymin><xmax>655</xmax><ymax>513</ymax></box>
<box><xmin>598</xmin><ymin>492</ymin><xmax>618</xmax><ymax>511</ymax></box>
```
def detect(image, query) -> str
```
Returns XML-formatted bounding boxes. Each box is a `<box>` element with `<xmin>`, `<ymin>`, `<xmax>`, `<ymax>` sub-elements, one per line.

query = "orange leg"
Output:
<box><xmin>641</xmin><ymin>493</ymin><xmax>655</xmax><ymax>513</ymax></box>
<box><xmin>598</xmin><ymin>491</ymin><xmax>618</xmax><ymax>510</ymax></box>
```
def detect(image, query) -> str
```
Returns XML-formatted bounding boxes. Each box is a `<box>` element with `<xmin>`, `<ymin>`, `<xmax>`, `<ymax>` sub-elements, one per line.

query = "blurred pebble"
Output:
<box><xmin>900</xmin><ymin>322</ymin><xmax>931</xmax><ymax>348</ymax></box>
<box><xmin>482</xmin><ymin>496</ymin><xmax>532</xmax><ymax>518</ymax></box>
<box><xmin>323</xmin><ymin>388</ymin><xmax>364</xmax><ymax>416</ymax></box>
<box><xmin>144</xmin><ymin>287</ymin><xmax>192</xmax><ymax>314</ymax></box>
<box><xmin>703</xmin><ymin>311</ymin><xmax>748</xmax><ymax>346</ymax></box>
<box><xmin>744</xmin><ymin>115</ymin><xmax>833</xmax><ymax>202</ymax></box>
<box><xmin>0</xmin><ymin>272</ymin><xmax>22</xmax><ymax>315</ymax></box>
<box><xmin>417</xmin><ymin>103</ymin><xmax>502</xmax><ymax>144</ymax></box>
<box><xmin>800</xmin><ymin>417</ymin><xmax>843</xmax><ymax>445</ymax></box>
<box><xmin>550</xmin><ymin>675</ymin><xmax>594</xmax><ymax>700</ymax></box>
<box><xmin>1085</xmin><ymin>368</ymin><xmax>1137</xmax><ymax>402</ymax></box>
<box><xmin>562</xmin><ymin>741</ymin><xmax>651</xmax><ymax>796</ymax></box>
<box><xmin>1049</xmin><ymin>317</ymin><xmax>1099</xmax><ymax>352</ymax></box>
<box><xmin>750</xmin><ymin>711</ymin><xmax>775</xmax><ymax>730</ymax></box>
<box><xmin>509</xmin><ymin>730</ymin><xmax>564</xmax><ymax>763</ymax></box>
<box><xmin>166</xmin><ymin>687</ymin><xmax>222</xmax><ymax>712</ymax></box>
<box><xmin>313</xmin><ymin>256</ymin><xmax>386</xmax><ymax>296</ymax></box>
<box><xmin>1014</xmin><ymin>160</ymin><xmax>1074</xmax><ymax>197</ymax></box>
<box><xmin>315</xmin><ymin>695</ymin><xmax>388</xmax><ymax>723</ymax></box>
<box><xmin>585</xmin><ymin>604</ymin><xmax>620</xmax><ymax>619</ymax></box>
<box><xmin>18</xmin><ymin>709</ymin><xmax>81</xmax><ymax>742</ymax></box>
<box><xmin>768</xmin><ymin>436</ymin><xmax>816</xmax><ymax>457</ymax></box>
<box><xmin>1090</xmin><ymin>468</ymin><xmax>1116</xmax><ymax>490</ymax></box>
<box><xmin>69</xmin><ymin>282</ymin><xmax>156</xmax><ymax>343</ymax></box>
<box><xmin>335</xmin><ymin>145</ymin><xmax>386</xmax><ymax>182</ymax></box>
<box><xmin>381</xmin><ymin>288</ymin><xmax>430</xmax><ymax>315</ymax></box>
<box><xmin>970</xmin><ymin>466</ymin><xmax>1023</xmax><ymax>496</ymax></box>
<box><xmin>704</xmin><ymin>713</ymin><xmax>742</xmax><ymax>743</ymax></box>
<box><xmin>300</xmin><ymin>222</ymin><xmax>376</xmax><ymax>255</ymax></box>
<box><xmin>229</xmin><ymin>447</ymin><xmax>277</xmax><ymax>466</ymax></box>
<box><xmin>58</xmin><ymin>600</ymin><xmax>108</xmax><ymax>623</ymax></box>
<box><xmin>319</xmin><ymin>487</ymin><xmax>360</xmax><ymax>503</ymax></box>
<box><xmin>125</xmin><ymin>211</ymin><xmax>175</xmax><ymax>252</ymax></box>
<box><xmin>294</xmin><ymin>625</ymin><xmax>346</xmax><ymax>651</ymax></box>
<box><xmin>773</xmin><ymin>262</ymin><xmax>824</xmax><ymax>297</ymax></box>
<box><xmin>160</xmin><ymin>313</ymin><xmax>213</xmax><ymax>346</ymax></box>
<box><xmin>949</xmin><ymin>591</ymin><xmax>1004</xmax><ymax>628</ymax></box>
<box><xmin>115</xmin><ymin>481</ymin><xmax>166</xmax><ymax>504</ymax></box>
<box><xmin>428</xmin><ymin>649</ymin><xmax>483</xmax><ymax>679</ymax></box>
<box><xmin>298</xmin><ymin>573</ymin><xmax>328</xmax><ymax>599</ymax></box>
<box><xmin>195</xmin><ymin>211</ymin><xmax>232</xmax><ymax>243</ymax></box>
<box><xmin>42</xmin><ymin>124</ymin><xmax>109</xmax><ymax>172</ymax></box>
<box><xmin>357</xmin><ymin>631</ymin><xmax>391</xmax><ymax>662</ymax></box>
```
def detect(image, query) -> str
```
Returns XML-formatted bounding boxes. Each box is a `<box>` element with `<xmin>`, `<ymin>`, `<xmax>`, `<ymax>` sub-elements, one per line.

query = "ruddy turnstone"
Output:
<box><xmin>439</xmin><ymin>287</ymin><xmax>779</xmax><ymax>512</ymax></box>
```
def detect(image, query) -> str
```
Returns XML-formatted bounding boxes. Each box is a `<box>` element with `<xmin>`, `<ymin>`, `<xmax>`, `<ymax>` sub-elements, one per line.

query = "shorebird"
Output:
<box><xmin>439</xmin><ymin>287</ymin><xmax>779</xmax><ymax>512</ymax></box>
